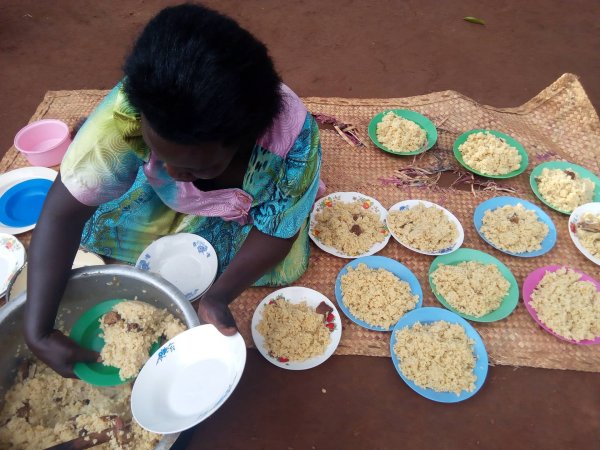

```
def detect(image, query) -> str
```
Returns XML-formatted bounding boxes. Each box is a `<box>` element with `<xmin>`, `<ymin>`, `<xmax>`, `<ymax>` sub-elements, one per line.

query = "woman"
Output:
<box><xmin>24</xmin><ymin>4</ymin><xmax>321</xmax><ymax>378</ymax></box>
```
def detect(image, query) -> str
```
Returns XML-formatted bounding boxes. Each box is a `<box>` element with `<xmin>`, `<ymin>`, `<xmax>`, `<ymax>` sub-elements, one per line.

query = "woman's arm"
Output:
<box><xmin>197</xmin><ymin>227</ymin><xmax>297</xmax><ymax>335</ymax></box>
<box><xmin>24</xmin><ymin>174</ymin><xmax>99</xmax><ymax>377</ymax></box>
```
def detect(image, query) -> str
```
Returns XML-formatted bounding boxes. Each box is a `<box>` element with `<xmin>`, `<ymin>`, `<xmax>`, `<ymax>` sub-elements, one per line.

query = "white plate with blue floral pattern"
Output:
<box><xmin>131</xmin><ymin>324</ymin><xmax>246</xmax><ymax>433</ymax></box>
<box><xmin>0</xmin><ymin>233</ymin><xmax>25</xmax><ymax>297</ymax></box>
<box><xmin>135</xmin><ymin>233</ymin><xmax>218</xmax><ymax>301</ymax></box>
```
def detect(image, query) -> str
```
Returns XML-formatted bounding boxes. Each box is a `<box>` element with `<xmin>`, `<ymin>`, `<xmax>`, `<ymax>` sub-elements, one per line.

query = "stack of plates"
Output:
<box><xmin>0</xmin><ymin>167</ymin><xmax>57</xmax><ymax>234</ymax></box>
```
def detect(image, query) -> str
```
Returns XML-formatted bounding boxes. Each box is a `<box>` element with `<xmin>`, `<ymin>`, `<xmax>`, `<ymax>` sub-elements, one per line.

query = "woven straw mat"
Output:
<box><xmin>3</xmin><ymin>73</ymin><xmax>599</xmax><ymax>372</ymax></box>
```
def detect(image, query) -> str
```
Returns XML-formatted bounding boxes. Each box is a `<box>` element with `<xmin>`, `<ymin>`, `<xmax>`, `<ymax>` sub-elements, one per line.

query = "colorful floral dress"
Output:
<box><xmin>61</xmin><ymin>82</ymin><xmax>321</xmax><ymax>286</ymax></box>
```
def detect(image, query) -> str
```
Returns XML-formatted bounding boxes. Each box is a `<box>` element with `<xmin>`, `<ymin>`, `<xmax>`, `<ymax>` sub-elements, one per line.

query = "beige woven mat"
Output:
<box><xmin>3</xmin><ymin>73</ymin><xmax>599</xmax><ymax>372</ymax></box>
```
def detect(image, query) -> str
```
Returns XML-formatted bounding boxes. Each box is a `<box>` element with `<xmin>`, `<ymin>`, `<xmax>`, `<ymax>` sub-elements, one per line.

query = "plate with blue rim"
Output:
<box><xmin>334</xmin><ymin>255</ymin><xmax>423</xmax><ymax>331</ymax></box>
<box><xmin>473</xmin><ymin>196</ymin><xmax>557</xmax><ymax>257</ymax></box>
<box><xmin>390</xmin><ymin>307</ymin><xmax>489</xmax><ymax>403</ymax></box>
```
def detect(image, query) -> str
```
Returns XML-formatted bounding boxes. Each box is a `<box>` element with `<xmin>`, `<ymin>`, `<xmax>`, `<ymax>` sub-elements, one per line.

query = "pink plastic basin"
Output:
<box><xmin>14</xmin><ymin>119</ymin><xmax>71</xmax><ymax>167</ymax></box>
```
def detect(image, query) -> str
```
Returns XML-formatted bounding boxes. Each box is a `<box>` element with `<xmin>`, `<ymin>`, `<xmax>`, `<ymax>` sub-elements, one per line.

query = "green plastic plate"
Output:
<box><xmin>70</xmin><ymin>299</ymin><xmax>161</xmax><ymax>386</ymax></box>
<box><xmin>529</xmin><ymin>161</ymin><xmax>600</xmax><ymax>214</ymax></box>
<box><xmin>428</xmin><ymin>248</ymin><xmax>519</xmax><ymax>322</ymax></box>
<box><xmin>453</xmin><ymin>129</ymin><xmax>529</xmax><ymax>179</ymax></box>
<box><xmin>368</xmin><ymin>109</ymin><xmax>438</xmax><ymax>156</ymax></box>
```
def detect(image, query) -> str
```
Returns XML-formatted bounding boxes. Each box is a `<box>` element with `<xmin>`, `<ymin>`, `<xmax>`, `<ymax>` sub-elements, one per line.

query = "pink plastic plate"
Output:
<box><xmin>522</xmin><ymin>265</ymin><xmax>600</xmax><ymax>345</ymax></box>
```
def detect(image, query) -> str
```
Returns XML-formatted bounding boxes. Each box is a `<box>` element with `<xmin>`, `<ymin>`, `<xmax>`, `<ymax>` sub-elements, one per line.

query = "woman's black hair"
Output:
<box><xmin>123</xmin><ymin>3</ymin><xmax>282</xmax><ymax>145</ymax></box>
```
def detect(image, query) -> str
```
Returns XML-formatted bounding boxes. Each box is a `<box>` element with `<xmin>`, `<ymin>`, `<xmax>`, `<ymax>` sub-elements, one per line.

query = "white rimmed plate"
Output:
<box><xmin>131</xmin><ymin>324</ymin><xmax>246</xmax><ymax>434</ymax></box>
<box><xmin>0</xmin><ymin>167</ymin><xmax>57</xmax><ymax>234</ymax></box>
<box><xmin>136</xmin><ymin>233</ymin><xmax>218</xmax><ymax>301</ymax></box>
<box><xmin>309</xmin><ymin>192</ymin><xmax>390</xmax><ymax>258</ymax></box>
<box><xmin>0</xmin><ymin>234</ymin><xmax>25</xmax><ymax>297</ymax></box>
<box><xmin>251</xmin><ymin>286</ymin><xmax>342</xmax><ymax>370</ymax></box>
<box><xmin>6</xmin><ymin>249</ymin><xmax>105</xmax><ymax>302</ymax></box>
<box><xmin>386</xmin><ymin>200</ymin><xmax>464</xmax><ymax>255</ymax></box>
<box><xmin>569</xmin><ymin>202</ymin><xmax>600</xmax><ymax>266</ymax></box>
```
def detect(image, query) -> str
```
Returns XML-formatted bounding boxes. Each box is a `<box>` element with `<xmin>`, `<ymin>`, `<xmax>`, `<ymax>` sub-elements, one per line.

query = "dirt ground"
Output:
<box><xmin>1</xmin><ymin>1</ymin><xmax>599</xmax><ymax>449</ymax></box>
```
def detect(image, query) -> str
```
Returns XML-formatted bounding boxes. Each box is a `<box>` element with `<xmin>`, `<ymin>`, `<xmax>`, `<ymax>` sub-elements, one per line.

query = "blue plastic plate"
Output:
<box><xmin>0</xmin><ymin>178</ymin><xmax>52</xmax><ymax>227</ymax></box>
<box><xmin>473</xmin><ymin>196</ymin><xmax>557</xmax><ymax>257</ymax></box>
<box><xmin>334</xmin><ymin>255</ymin><xmax>423</xmax><ymax>331</ymax></box>
<box><xmin>390</xmin><ymin>307</ymin><xmax>489</xmax><ymax>403</ymax></box>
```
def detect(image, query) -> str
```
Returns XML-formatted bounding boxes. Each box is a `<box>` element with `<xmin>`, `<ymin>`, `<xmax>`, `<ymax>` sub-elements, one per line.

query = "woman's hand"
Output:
<box><xmin>196</xmin><ymin>296</ymin><xmax>238</xmax><ymax>336</ymax></box>
<box><xmin>26</xmin><ymin>330</ymin><xmax>99</xmax><ymax>378</ymax></box>
<box><xmin>195</xmin><ymin>228</ymin><xmax>297</xmax><ymax>336</ymax></box>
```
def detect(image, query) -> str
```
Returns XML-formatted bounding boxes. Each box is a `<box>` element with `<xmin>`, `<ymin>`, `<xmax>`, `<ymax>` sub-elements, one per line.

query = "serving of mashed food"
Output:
<box><xmin>256</xmin><ymin>296</ymin><xmax>334</xmax><ymax>362</ymax></box>
<box><xmin>535</xmin><ymin>168</ymin><xmax>595</xmax><ymax>212</ymax></box>
<box><xmin>313</xmin><ymin>199</ymin><xmax>387</xmax><ymax>256</ymax></box>
<box><xmin>100</xmin><ymin>300</ymin><xmax>186</xmax><ymax>380</ymax></box>
<box><xmin>376</xmin><ymin>111</ymin><xmax>427</xmax><ymax>153</ymax></box>
<box><xmin>574</xmin><ymin>212</ymin><xmax>600</xmax><ymax>258</ymax></box>
<box><xmin>340</xmin><ymin>263</ymin><xmax>419</xmax><ymax>329</ymax></box>
<box><xmin>393</xmin><ymin>321</ymin><xmax>477</xmax><ymax>395</ymax></box>
<box><xmin>480</xmin><ymin>203</ymin><xmax>549</xmax><ymax>253</ymax></box>
<box><xmin>457</xmin><ymin>131</ymin><xmax>522</xmax><ymax>175</ymax></box>
<box><xmin>430</xmin><ymin>261</ymin><xmax>510</xmax><ymax>317</ymax></box>
<box><xmin>530</xmin><ymin>268</ymin><xmax>600</xmax><ymax>342</ymax></box>
<box><xmin>387</xmin><ymin>203</ymin><xmax>459</xmax><ymax>253</ymax></box>
<box><xmin>0</xmin><ymin>361</ymin><xmax>160</xmax><ymax>450</ymax></box>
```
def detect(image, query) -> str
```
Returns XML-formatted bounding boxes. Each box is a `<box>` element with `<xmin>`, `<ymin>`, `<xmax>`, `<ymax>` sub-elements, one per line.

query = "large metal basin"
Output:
<box><xmin>0</xmin><ymin>265</ymin><xmax>200</xmax><ymax>449</ymax></box>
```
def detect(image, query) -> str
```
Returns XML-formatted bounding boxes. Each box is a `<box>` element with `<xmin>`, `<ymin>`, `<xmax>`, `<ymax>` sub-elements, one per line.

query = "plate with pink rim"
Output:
<box><xmin>522</xmin><ymin>265</ymin><xmax>600</xmax><ymax>345</ymax></box>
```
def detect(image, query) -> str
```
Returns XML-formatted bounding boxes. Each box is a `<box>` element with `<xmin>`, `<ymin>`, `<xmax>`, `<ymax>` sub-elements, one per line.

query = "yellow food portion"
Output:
<box><xmin>256</xmin><ymin>297</ymin><xmax>331</xmax><ymax>362</ymax></box>
<box><xmin>394</xmin><ymin>321</ymin><xmax>477</xmax><ymax>395</ymax></box>
<box><xmin>340</xmin><ymin>263</ymin><xmax>419</xmax><ymax>329</ymax></box>
<box><xmin>376</xmin><ymin>112</ymin><xmax>426</xmax><ymax>153</ymax></box>
<box><xmin>431</xmin><ymin>261</ymin><xmax>510</xmax><ymax>317</ymax></box>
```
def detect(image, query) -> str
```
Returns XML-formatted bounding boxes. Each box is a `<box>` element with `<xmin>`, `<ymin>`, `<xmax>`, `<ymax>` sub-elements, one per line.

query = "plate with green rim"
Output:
<box><xmin>453</xmin><ymin>129</ymin><xmax>529</xmax><ymax>179</ymax></box>
<box><xmin>428</xmin><ymin>248</ymin><xmax>519</xmax><ymax>323</ymax></box>
<box><xmin>71</xmin><ymin>298</ymin><xmax>161</xmax><ymax>386</ymax></box>
<box><xmin>529</xmin><ymin>161</ymin><xmax>600</xmax><ymax>215</ymax></box>
<box><xmin>368</xmin><ymin>109</ymin><xmax>438</xmax><ymax>156</ymax></box>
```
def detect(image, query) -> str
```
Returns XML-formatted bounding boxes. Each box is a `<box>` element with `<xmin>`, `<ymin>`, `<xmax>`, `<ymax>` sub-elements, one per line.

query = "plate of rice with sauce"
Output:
<box><xmin>368</xmin><ymin>109</ymin><xmax>437</xmax><ymax>155</ymax></box>
<box><xmin>390</xmin><ymin>307</ymin><xmax>488</xmax><ymax>403</ymax></box>
<box><xmin>251</xmin><ymin>287</ymin><xmax>342</xmax><ymax>370</ymax></box>
<box><xmin>523</xmin><ymin>265</ymin><xmax>600</xmax><ymax>345</ymax></box>
<box><xmin>473</xmin><ymin>196</ymin><xmax>557</xmax><ymax>257</ymax></box>
<box><xmin>309</xmin><ymin>192</ymin><xmax>390</xmax><ymax>258</ymax></box>
<box><xmin>386</xmin><ymin>200</ymin><xmax>464</xmax><ymax>255</ymax></box>
<box><xmin>530</xmin><ymin>161</ymin><xmax>600</xmax><ymax>214</ymax></box>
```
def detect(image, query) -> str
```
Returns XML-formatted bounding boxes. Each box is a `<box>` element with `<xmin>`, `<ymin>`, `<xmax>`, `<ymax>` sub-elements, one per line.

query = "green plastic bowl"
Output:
<box><xmin>71</xmin><ymin>298</ymin><xmax>161</xmax><ymax>386</ymax></box>
<box><xmin>368</xmin><ymin>109</ymin><xmax>438</xmax><ymax>156</ymax></box>
<box><xmin>453</xmin><ymin>129</ymin><xmax>529</xmax><ymax>179</ymax></box>
<box><xmin>428</xmin><ymin>248</ymin><xmax>519</xmax><ymax>322</ymax></box>
<box><xmin>529</xmin><ymin>161</ymin><xmax>600</xmax><ymax>214</ymax></box>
